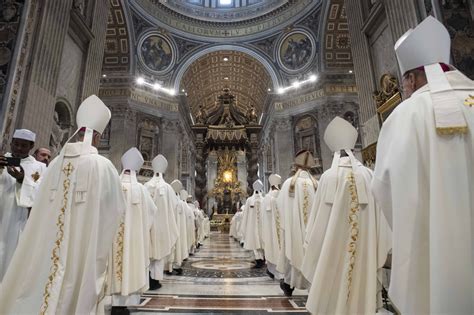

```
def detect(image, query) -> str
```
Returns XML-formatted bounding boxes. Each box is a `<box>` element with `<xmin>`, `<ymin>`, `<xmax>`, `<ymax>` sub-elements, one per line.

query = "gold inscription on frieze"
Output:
<box><xmin>98</xmin><ymin>88</ymin><xmax>130</xmax><ymax>97</ymax></box>
<box><xmin>130</xmin><ymin>90</ymin><xmax>179</xmax><ymax>112</ymax></box>
<box><xmin>136</xmin><ymin>0</ymin><xmax>312</xmax><ymax>38</ymax></box>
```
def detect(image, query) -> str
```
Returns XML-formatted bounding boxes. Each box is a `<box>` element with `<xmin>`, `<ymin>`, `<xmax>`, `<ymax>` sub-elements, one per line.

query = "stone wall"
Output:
<box><xmin>1</xmin><ymin>0</ymin><xmax>110</xmax><ymax>153</ymax></box>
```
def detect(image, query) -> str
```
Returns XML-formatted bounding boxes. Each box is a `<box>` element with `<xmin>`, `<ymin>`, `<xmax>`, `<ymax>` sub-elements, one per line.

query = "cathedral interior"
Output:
<box><xmin>0</xmin><ymin>0</ymin><xmax>472</xmax><ymax>313</ymax></box>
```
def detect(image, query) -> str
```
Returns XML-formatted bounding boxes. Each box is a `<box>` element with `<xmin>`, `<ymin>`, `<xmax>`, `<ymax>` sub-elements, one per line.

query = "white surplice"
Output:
<box><xmin>106</xmin><ymin>173</ymin><xmax>157</xmax><ymax>302</ymax></box>
<box><xmin>145</xmin><ymin>174</ymin><xmax>179</xmax><ymax>280</ymax></box>
<box><xmin>0</xmin><ymin>154</ymin><xmax>46</xmax><ymax>281</ymax></box>
<box><xmin>261</xmin><ymin>189</ymin><xmax>281</xmax><ymax>265</ymax></box>
<box><xmin>302</xmin><ymin>156</ymin><xmax>391</xmax><ymax>314</ymax></box>
<box><xmin>276</xmin><ymin>170</ymin><xmax>317</xmax><ymax>288</ymax></box>
<box><xmin>372</xmin><ymin>70</ymin><xmax>474</xmax><ymax>314</ymax></box>
<box><xmin>241</xmin><ymin>192</ymin><xmax>264</xmax><ymax>251</ymax></box>
<box><xmin>0</xmin><ymin>143</ymin><xmax>125</xmax><ymax>315</ymax></box>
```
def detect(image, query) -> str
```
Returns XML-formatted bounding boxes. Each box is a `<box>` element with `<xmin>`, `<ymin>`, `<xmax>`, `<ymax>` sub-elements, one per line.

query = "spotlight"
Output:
<box><xmin>224</xmin><ymin>77</ymin><xmax>229</xmax><ymax>80</ymax></box>
<box><xmin>277</xmin><ymin>87</ymin><xmax>285</xmax><ymax>94</ymax></box>
<box><xmin>153</xmin><ymin>83</ymin><xmax>161</xmax><ymax>90</ymax></box>
<box><xmin>267</xmin><ymin>88</ymin><xmax>271</xmax><ymax>92</ymax></box>
<box><xmin>168</xmin><ymin>89</ymin><xmax>176</xmax><ymax>96</ymax></box>
<box><xmin>136</xmin><ymin>77</ymin><xmax>145</xmax><ymax>85</ymax></box>
<box><xmin>223</xmin><ymin>57</ymin><xmax>229</xmax><ymax>61</ymax></box>
<box><xmin>349</xmin><ymin>70</ymin><xmax>353</xmax><ymax>74</ymax></box>
<box><xmin>181</xmin><ymin>89</ymin><xmax>185</xmax><ymax>92</ymax></box>
<box><xmin>102</xmin><ymin>74</ymin><xmax>107</xmax><ymax>78</ymax></box>
<box><xmin>309</xmin><ymin>74</ymin><xmax>317</xmax><ymax>82</ymax></box>
<box><xmin>292</xmin><ymin>81</ymin><xmax>301</xmax><ymax>88</ymax></box>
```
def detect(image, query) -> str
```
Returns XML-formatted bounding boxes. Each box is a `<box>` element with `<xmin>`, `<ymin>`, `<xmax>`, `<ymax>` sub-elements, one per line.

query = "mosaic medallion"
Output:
<box><xmin>277</xmin><ymin>29</ymin><xmax>316</xmax><ymax>73</ymax></box>
<box><xmin>137</xmin><ymin>32</ymin><xmax>175</xmax><ymax>74</ymax></box>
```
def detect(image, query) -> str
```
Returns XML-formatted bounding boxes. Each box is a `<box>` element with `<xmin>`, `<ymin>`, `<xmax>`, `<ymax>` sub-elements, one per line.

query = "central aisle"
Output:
<box><xmin>134</xmin><ymin>232</ymin><xmax>308</xmax><ymax>314</ymax></box>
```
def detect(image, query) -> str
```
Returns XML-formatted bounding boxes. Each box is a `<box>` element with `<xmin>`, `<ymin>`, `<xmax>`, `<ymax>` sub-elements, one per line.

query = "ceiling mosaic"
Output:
<box><xmin>181</xmin><ymin>51</ymin><xmax>272</xmax><ymax>121</ymax></box>
<box><xmin>102</xmin><ymin>0</ymin><xmax>130</xmax><ymax>74</ymax></box>
<box><xmin>324</xmin><ymin>0</ymin><xmax>353</xmax><ymax>70</ymax></box>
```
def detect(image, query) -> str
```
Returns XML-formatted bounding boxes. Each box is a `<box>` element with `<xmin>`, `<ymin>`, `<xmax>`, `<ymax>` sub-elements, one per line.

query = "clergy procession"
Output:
<box><xmin>0</xmin><ymin>14</ymin><xmax>473</xmax><ymax>315</ymax></box>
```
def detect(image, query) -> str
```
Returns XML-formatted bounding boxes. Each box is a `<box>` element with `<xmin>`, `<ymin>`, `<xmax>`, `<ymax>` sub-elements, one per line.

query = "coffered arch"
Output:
<box><xmin>180</xmin><ymin>50</ymin><xmax>273</xmax><ymax>121</ymax></box>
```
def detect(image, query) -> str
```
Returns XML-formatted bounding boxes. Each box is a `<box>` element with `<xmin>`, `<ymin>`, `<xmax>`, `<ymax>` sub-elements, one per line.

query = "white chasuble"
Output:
<box><xmin>276</xmin><ymin>171</ymin><xmax>317</xmax><ymax>288</ymax></box>
<box><xmin>174</xmin><ymin>198</ymin><xmax>189</xmax><ymax>265</ymax></box>
<box><xmin>242</xmin><ymin>192</ymin><xmax>264</xmax><ymax>251</ymax></box>
<box><xmin>185</xmin><ymin>203</ymin><xmax>196</xmax><ymax>251</ymax></box>
<box><xmin>0</xmin><ymin>143</ymin><xmax>125</xmax><ymax>315</ymax></box>
<box><xmin>303</xmin><ymin>156</ymin><xmax>391</xmax><ymax>314</ymax></box>
<box><xmin>261</xmin><ymin>189</ymin><xmax>281</xmax><ymax>265</ymax></box>
<box><xmin>145</xmin><ymin>175</ymin><xmax>179</xmax><ymax>262</ymax></box>
<box><xmin>107</xmin><ymin>174</ymin><xmax>157</xmax><ymax>298</ymax></box>
<box><xmin>0</xmin><ymin>154</ymin><xmax>46</xmax><ymax>281</ymax></box>
<box><xmin>372</xmin><ymin>70</ymin><xmax>474</xmax><ymax>314</ymax></box>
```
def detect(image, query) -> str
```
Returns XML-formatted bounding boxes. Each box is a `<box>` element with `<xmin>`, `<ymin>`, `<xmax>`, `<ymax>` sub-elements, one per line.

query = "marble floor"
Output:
<box><xmin>131</xmin><ymin>232</ymin><xmax>309</xmax><ymax>314</ymax></box>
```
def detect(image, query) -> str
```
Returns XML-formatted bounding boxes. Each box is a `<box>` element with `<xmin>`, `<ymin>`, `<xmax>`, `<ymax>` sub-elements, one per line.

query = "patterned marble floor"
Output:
<box><xmin>132</xmin><ymin>232</ymin><xmax>309</xmax><ymax>314</ymax></box>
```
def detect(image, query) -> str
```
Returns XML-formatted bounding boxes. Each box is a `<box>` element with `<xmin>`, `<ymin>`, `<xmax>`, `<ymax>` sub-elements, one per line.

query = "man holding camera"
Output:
<box><xmin>0</xmin><ymin>129</ymin><xmax>46</xmax><ymax>282</ymax></box>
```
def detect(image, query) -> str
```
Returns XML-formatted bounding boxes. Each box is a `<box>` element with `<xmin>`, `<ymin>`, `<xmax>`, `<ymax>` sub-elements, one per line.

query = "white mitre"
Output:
<box><xmin>121</xmin><ymin>147</ymin><xmax>144</xmax><ymax>202</ymax></box>
<box><xmin>179</xmin><ymin>189</ymin><xmax>188</xmax><ymax>202</ymax></box>
<box><xmin>13</xmin><ymin>129</ymin><xmax>36</xmax><ymax>142</ymax></box>
<box><xmin>121</xmin><ymin>147</ymin><xmax>144</xmax><ymax>172</ymax></box>
<box><xmin>252</xmin><ymin>179</ymin><xmax>263</xmax><ymax>193</ymax></box>
<box><xmin>395</xmin><ymin>16</ymin><xmax>467</xmax><ymax>135</ymax></box>
<box><xmin>268</xmin><ymin>174</ymin><xmax>282</xmax><ymax>188</ymax></box>
<box><xmin>170</xmin><ymin>179</ymin><xmax>183</xmax><ymax>194</ymax></box>
<box><xmin>76</xmin><ymin>95</ymin><xmax>111</xmax><ymax>135</ymax></box>
<box><xmin>152</xmin><ymin>154</ymin><xmax>168</xmax><ymax>174</ymax></box>
<box><xmin>324</xmin><ymin>117</ymin><xmax>358</xmax><ymax>153</ymax></box>
<box><xmin>324</xmin><ymin>116</ymin><xmax>367</xmax><ymax>204</ymax></box>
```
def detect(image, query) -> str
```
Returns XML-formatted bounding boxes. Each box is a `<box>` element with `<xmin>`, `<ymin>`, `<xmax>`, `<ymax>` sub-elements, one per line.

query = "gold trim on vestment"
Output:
<box><xmin>115</xmin><ymin>221</ymin><xmax>125</xmax><ymax>282</ymax></box>
<box><xmin>302</xmin><ymin>182</ymin><xmax>309</xmax><ymax>226</ymax></box>
<box><xmin>346</xmin><ymin>172</ymin><xmax>359</xmax><ymax>302</ymax></box>
<box><xmin>40</xmin><ymin>162</ymin><xmax>74</xmax><ymax>315</ymax></box>
<box><xmin>436</xmin><ymin>126</ymin><xmax>468</xmax><ymax>135</ymax></box>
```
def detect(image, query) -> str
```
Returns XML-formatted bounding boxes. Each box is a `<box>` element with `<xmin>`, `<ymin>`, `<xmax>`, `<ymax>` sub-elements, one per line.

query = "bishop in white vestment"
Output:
<box><xmin>145</xmin><ymin>155</ymin><xmax>179</xmax><ymax>289</ymax></box>
<box><xmin>168</xmin><ymin>180</ymin><xmax>189</xmax><ymax>274</ymax></box>
<box><xmin>241</xmin><ymin>180</ymin><xmax>265</xmax><ymax>267</ymax></box>
<box><xmin>0</xmin><ymin>129</ymin><xmax>46</xmax><ymax>281</ymax></box>
<box><xmin>261</xmin><ymin>174</ymin><xmax>283</xmax><ymax>279</ymax></box>
<box><xmin>372</xmin><ymin>17</ymin><xmax>474</xmax><ymax>314</ymax></box>
<box><xmin>180</xmin><ymin>190</ymin><xmax>196</xmax><ymax>254</ymax></box>
<box><xmin>107</xmin><ymin>148</ymin><xmax>157</xmax><ymax>307</ymax></box>
<box><xmin>276</xmin><ymin>150</ymin><xmax>318</xmax><ymax>296</ymax></box>
<box><xmin>0</xmin><ymin>95</ymin><xmax>126</xmax><ymax>314</ymax></box>
<box><xmin>302</xmin><ymin>117</ymin><xmax>392</xmax><ymax>314</ymax></box>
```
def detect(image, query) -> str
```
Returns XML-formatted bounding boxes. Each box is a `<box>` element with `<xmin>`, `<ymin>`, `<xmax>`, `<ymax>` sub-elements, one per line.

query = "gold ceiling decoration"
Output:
<box><xmin>181</xmin><ymin>51</ymin><xmax>272</xmax><ymax>121</ymax></box>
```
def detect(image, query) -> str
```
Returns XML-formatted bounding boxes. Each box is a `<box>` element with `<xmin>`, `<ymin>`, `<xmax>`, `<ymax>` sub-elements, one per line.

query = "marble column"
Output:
<box><xmin>194</xmin><ymin>135</ymin><xmax>208</xmax><ymax>210</ymax></box>
<box><xmin>382</xmin><ymin>0</ymin><xmax>420</xmax><ymax>46</ymax></box>
<box><xmin>246</xmin><ymin>139</ymin><xmax>259</xmax><ymax>196</ymax></box>
<box><xmin>345</xmin><ymin>0</ymin><xmax>378</xmax><ymax>147</ymax></box>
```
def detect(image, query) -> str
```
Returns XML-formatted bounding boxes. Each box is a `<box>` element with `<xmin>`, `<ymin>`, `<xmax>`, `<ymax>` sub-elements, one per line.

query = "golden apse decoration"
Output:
<box><xmin>363</xmin><ymin>74</ymin><xmax>402</xmax><ymax>168</ymax></box>
<box><xmin>209</xmin><ymin>149</ymin><xmax>245</xmax><ymax>215</ymax></box>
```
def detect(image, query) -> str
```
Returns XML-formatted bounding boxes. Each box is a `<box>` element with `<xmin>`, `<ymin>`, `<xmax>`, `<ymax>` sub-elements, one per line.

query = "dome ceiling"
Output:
<box><xmin>181</xmin><ymin>51</ymin><xmax>272</xmax><ymax>121</ymax></box>
<box><xmin>129</xmin><ymin>0</ymin><xmax>321</xmax><ymax>41</ymax></box>
<box><xmin>160</xmin><ymin>0</ymin><xmax>288</xmax><ymax>23</ymax></box>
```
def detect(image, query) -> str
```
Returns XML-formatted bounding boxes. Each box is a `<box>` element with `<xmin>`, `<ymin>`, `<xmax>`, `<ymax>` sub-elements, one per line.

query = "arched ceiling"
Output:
<box><xmin>181</xmin><ymin>51</ymin><xmax>272</xmax><ymax>120</ymax></box>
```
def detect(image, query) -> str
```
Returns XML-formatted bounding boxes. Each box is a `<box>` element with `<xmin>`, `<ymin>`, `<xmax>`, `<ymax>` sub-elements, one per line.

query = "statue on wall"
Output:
<box><xmin>195</xmin><ymin>105</ymin><xmax>207</xmax><ymax>124</ymax></box>
<box><xmin>246</xmin><ymin>104</ymin><xmax>258</xmax><ymax>124</ymax></box>
<box><xmin>50</xmin><ymin>111</ymin><xmax>69</xmax><ymax>156</ymax></box>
